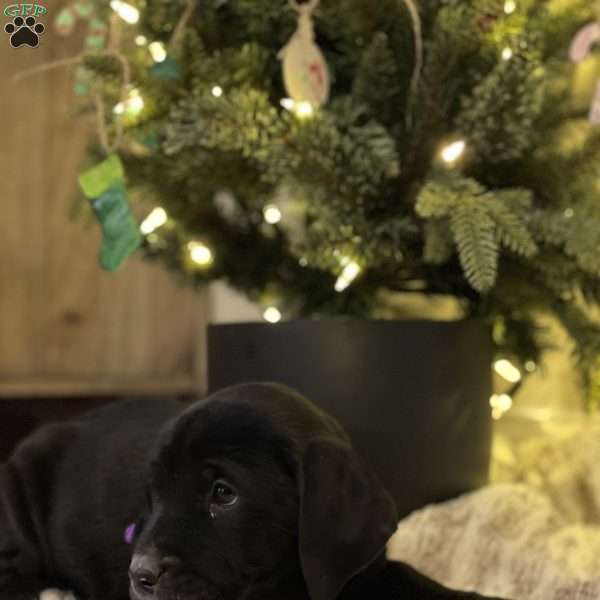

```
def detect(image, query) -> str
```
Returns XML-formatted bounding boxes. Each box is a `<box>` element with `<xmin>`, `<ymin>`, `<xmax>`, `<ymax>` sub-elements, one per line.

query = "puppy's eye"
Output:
<box><xmin>211</xmin><ymin>480</ymin><xmax>238</xmax><ymax>506</ymax></box>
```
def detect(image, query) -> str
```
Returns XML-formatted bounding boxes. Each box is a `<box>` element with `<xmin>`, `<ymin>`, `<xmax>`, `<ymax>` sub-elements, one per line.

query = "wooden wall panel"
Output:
<box><xmin>0</xmin><ymin>7</ymin><xmax>207</xmax><ymax>396</ymax></box>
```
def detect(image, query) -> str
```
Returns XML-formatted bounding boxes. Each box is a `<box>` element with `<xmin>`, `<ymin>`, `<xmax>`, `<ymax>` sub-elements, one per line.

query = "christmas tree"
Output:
<box><xmin>62</xmin><ymin>0</ymin><xmax>600</xmax><ymax>395</ymax></box>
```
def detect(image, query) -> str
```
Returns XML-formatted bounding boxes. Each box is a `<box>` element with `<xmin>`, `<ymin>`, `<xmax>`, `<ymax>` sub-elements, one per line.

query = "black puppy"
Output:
<box><xmin>0</xmin><ymin>383</ymin><xmax>506</xmax><ymax>600</ymax></box>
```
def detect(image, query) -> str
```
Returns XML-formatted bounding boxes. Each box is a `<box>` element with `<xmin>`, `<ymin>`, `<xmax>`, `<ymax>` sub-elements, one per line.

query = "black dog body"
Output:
<box><xmin>0</xmin><ymin>398</ymin><xmax>184</xmax><ymax>600</ymax></box>
<box><xmin>0</xmin><ymin>384</ymin><xmax>505</xmax><ymax>600</ymax></box>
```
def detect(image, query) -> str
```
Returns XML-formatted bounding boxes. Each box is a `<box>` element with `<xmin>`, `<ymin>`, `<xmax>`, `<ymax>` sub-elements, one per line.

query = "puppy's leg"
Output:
<box><xmin>0</xmin><ymin>424</ymin><xmax>82</xmax><ymax>600</ymax></box>
<box><xmin>0</xmin><ymin>465</ymin><xmax>53</xmax><ymax>600</ymax></box>
<box><xmin>0</xmin><ymin>533</ymin><xmax>55</xmax><ymax>599</ymax></box>
<box><xmin>0</xmin><ymin>523</ymin><xmax>40</xmax><ymax>599</ymax></box>
<box><xmin>0</xmin><ymin>578</ymin><xmax>56</xmax><ymax>600</ymax></box>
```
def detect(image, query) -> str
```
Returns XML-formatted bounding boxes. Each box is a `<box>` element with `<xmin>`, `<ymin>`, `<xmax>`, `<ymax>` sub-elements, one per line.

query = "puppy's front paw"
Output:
<box><xmin>39</xmin><ymin>590</ymin><xmax>77</xmax><ymax>600</ymax></box>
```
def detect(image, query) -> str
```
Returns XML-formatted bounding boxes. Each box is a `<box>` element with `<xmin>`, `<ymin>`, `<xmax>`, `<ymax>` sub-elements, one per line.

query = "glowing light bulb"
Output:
<box><xmin>188</xmin><ymin>241</ymin><xmax>213</xmax><ymax>266</ymax></box>
<box><xmin>502</xmin><ymin>47</ymin><xmax>513</xmax><ymax>61</ymax></box>
<box><xmin>440</xmin><ymin>140</ymin><xmax>466</xmax><ymax>164</ymax></box>
<box><xmin>140</xmin><ymin>207</ymin><xmax>167</xmax><ymax>235</ymax></box>
<box><xmin>263</xmin><ymin>205</ymin><xmax>282</xmax><ymax>225</ymax></box>
<box><xmin>498</xmin><ymin>394</ymin><xmax>513</xmax><ymax>411</ymax></box>
<box><xmin>263</xmin><ymin>307</ymin><xmax>282</xmax><ymax>324</ymax></box>
<box><xmin>114</xmin><ymin>89</ymin><xmax>145</xmax><ymax>117</ymax></box>
<box><xmin>504</xmin><ymin>0</ymin><xmax>516</xmax><ymax>14</ymax></box>
<box><xmin>135</xmin><ymin>35</ymin><xmax>147</xmax><ymax>46</ymax></box>
<box><xmin>110</xmin><ymin>1</ymin><xmax>139</xmax><ymax>24</ymax></box>
<box><xmin>494</xmin><ymin>359</ymin><xmax>522</xmax><ymax>383</ymax></box>
<box><xmin>128</xmin><ymin>92</ymin><xmax>144</xmax><ymax>113</ymax></box>
<box><xmin>280</xmin><ymin>98</ymin><xmax>314</xmax><ymax>119</ymax></box>
<box><xmin>295</xmin><ymin>101</ymin><xmax>314</xmax><ymax>119</ymax></box>
<box><xmin>280</xmin><ymin>98</ymin><xmax>295</xmax><ymax>111</ymax></box>
<box><xmin>211</xmin><ymin>86</ymin><xmax>223</xmax><ymax>98</ymax></box>
<box><xmin>335</xmin><ymin>260</ymin><xmax>362</xmax><ymax>292</ymax></box>
<box><xmin>490</xmin><ymin>394</ymin><xmax>513</xmax><ymax>420</ymax></box>
<box><xmin>149</xmin><ymin>41</ymin><xmax>167</xmax><ymax>63</ymax></box>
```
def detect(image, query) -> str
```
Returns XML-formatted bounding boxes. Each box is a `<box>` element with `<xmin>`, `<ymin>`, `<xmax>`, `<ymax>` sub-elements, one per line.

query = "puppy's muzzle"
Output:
<box><xmin>129</xmin><ymin>551</ymin><xmax>181</xmax><ymax>597</ymax></box>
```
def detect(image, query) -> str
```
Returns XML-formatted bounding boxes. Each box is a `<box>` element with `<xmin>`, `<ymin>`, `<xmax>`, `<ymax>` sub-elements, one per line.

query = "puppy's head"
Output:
<box><xmin>129</xmin><ymin>383</ymin><xmax>398</xmax><ymax>600</ymax></box>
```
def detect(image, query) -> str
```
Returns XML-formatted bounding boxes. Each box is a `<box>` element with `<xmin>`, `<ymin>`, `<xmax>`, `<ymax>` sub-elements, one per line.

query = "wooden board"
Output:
<box><xmin>0</xmin><ymin>9</ymin><xmax>207</xmax><ymax>396</ymax></box>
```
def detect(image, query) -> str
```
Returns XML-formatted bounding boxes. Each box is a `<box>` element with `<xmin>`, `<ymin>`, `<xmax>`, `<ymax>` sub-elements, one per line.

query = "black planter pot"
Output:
<box><xmin>207</xmin><ymin>319</ymin><xmax>493</xmax><ymax>518</ymax></box>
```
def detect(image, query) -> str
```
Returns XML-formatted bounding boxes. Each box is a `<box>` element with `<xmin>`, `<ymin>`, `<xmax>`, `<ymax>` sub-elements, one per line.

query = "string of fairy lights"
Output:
<box><xmin>120</xmin><ymin>0</ymin><xmax>531</xmax><ymax>418</ymax></box>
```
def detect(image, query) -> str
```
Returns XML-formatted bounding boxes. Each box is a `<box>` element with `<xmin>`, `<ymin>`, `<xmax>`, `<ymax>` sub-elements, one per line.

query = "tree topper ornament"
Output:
<box><xmin>570</xmin><ymin>16</ymin><xmax>600</xmax><ymax>123</ymax></box>
<box><xmin>278</xmin><ymin>0</ymin><xmax>330</xmax><ymax>108</ymax></box>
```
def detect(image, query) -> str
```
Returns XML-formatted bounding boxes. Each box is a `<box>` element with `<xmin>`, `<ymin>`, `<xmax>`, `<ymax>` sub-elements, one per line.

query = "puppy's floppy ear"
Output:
<box><xmin>298</xmin><ymin>438</ymin><xmax>398</xmax><ymax>600</ymax></box>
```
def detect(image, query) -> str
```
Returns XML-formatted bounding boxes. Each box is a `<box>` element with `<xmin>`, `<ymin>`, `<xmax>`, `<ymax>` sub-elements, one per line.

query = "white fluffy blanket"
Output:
<box><xmin>388</xmin><ymin>419</ymin><xmax>600</xmax><ymax>599</ymax></box>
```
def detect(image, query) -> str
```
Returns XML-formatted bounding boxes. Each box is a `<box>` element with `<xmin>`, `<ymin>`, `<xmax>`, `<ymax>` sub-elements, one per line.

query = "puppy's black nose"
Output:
<box><xmin>130</xmin><ymin>552</ymin><xmax>180</xmax><ymax>595</ymax></box>
<box><xmin>130</xmin><ymin>553</ymin><xmax>161</xmax><ymax>595</ymax></box>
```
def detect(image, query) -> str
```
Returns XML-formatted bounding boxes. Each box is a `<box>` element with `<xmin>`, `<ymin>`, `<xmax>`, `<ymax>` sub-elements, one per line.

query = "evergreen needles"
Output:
<box><xmin>75</xmin><ymin>0</ymin><xmax>600</xmax><ymax>398</ymax></box>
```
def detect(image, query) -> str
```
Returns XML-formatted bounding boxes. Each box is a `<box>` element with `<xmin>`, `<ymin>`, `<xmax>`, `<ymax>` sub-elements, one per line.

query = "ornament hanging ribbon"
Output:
<box><xmin>401</xmin><ymin>0</ymin><xmax>423</xmax><ymax>128</ymax></box>
<box><xmin>78</xmin><ymin>154</ymin><xmax>141</xmax><ymax>272</ymax></box>
<box><xmin>570</xmin><ymin>20</ymin><xmax>600</xmax><ymax>123</ymax></box>
<box><xmin>278</xmin><ymin>0</ymin><xmax>330</xmax><ymax>107</ymax></box>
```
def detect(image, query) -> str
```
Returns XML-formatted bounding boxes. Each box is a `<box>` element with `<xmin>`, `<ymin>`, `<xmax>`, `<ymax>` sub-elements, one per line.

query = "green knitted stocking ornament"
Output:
<box><xmin>78</xmin><ymin>154</ymin><xmax>141</xmax><ymax>272</ymax></box>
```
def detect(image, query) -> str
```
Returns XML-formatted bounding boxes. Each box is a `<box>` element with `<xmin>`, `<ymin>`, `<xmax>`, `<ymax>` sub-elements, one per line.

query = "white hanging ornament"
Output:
<box><xmin>278</xmin><ymin>0</ymin><xmax>330</xmax><ymax>107</ymax></box>
<box><xmin>570</xmin><ymin>18</ymin><xmax>600</xmax><ymax>124</ymax></box>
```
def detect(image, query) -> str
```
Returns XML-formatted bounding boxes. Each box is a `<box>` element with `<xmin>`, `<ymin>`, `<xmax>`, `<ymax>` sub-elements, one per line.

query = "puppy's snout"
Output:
<box><xmin>129</xmin><ymin>552</ymin><xmax>181</xmax><ymax>596</ymax></box>
<box><xmin>130</xmin><ymin>553</ymin><xmax>161</xmax><ymax>595</ymax></box>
